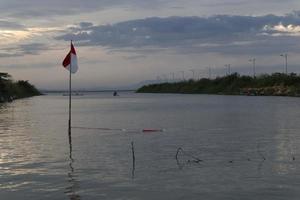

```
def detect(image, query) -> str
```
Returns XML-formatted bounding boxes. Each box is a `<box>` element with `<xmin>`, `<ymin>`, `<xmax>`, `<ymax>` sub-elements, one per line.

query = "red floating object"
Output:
<box><xmin>142</xmin><ymin>129</ymin><xmax>163</xmax><ymax>133</ymax></box>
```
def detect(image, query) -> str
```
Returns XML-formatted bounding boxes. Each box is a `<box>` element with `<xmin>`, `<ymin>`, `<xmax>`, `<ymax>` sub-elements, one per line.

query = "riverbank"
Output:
<box><xmin>136</xmin><ymin>73</ymin><xmax>300</xmax><ymax>97</ymax></box>
<box><xmin>0</xmin><ymin>72</ymin><xmax>41</xmax><ymax>103</ymax></box>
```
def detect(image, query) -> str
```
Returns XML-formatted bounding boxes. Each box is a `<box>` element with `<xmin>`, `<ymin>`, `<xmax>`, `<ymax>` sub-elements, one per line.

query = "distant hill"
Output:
<box><xmin>0</xmin><ymin>72</ymin><xmax>41</xmax><ymax>102</ymax></box>
<box><xmin>136</xmin><ymin>73</ymin><xmax>300</xmax><ymax>97</ymax></box>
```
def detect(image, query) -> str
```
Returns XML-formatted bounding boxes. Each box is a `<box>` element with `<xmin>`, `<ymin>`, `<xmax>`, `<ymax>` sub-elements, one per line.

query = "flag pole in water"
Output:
<box><xmin>62</xmin><ymin>40</ymin><xmax>78</xmax><ymax>140</ymax></box>
<box><xmin>68</xmin><ymin>40</ymin><xmax>73</xmax><ymax>137</ymax></box>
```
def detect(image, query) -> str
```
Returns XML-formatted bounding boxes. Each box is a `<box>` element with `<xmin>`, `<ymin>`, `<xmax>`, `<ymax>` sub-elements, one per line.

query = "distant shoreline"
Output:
<box><xmin>41</xmin><ymin>89</ymin><xmax>135</xmax><ymax>93</ymax></box>
<box><xmin>136</xmin><ymin>73</ymin><xmax>300</xmax><ymax>97</ymax></box>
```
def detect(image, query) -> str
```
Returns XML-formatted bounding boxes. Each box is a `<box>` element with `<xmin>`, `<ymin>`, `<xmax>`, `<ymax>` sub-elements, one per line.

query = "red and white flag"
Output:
<box><xmin>62</xmin><ymin>42</ymin><xmax>78</xmax><ymax>73</ymax></box>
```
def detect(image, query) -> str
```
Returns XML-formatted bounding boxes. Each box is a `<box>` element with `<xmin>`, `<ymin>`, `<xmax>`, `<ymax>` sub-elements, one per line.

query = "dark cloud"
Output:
<box><xmin>1</xmin><ymin>0</ymin><xmax>298</xmax><ymax>19</ymax></box>
<box><xmin>0</xmin><ymin>0</ymin><xmax>171</xmax><ymax>18</ymax></box>
<box><xmin>0</xmin><ymin>52</ymin><xmax>22</xmax><ymax>58</ymax></box>
<box><xmin>55</xmin><ymin>13</ymin><xmax>300</xmax><ymax>55</ymax></box>
<box><xmin>0</xmin><ymin>20</ymin><xmax>25</xmax><ymax>30</ymax></box>
<box><xmin>0</xmin><ymin>43</ymin><xmax>49</xmax><ymax>57</ymax></box>
<box><xmin>78</xmin><ymin>22</ymin><xmax>94</xmax><ymax>29</ymax></box>
<box><xmin>2</xmin><ymin>62</ymin><xmax>56</xmax><ymax>69</ymax></box>
<box><xmin>123</xmin><ymin>55</ymin><xmax>147</xmax><ymax>60</ymax></box>
<box><xmin>18</xmin><ymin>43</ymin><xmax>50</xmax><ymax>55</ymax></box>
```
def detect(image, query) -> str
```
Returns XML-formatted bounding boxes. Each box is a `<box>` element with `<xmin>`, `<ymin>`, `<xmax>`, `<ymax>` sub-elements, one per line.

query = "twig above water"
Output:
<box><xmin>131</xmin><ymin>141</ymin><xmax>136</xmax><ymax>179</ymax></box>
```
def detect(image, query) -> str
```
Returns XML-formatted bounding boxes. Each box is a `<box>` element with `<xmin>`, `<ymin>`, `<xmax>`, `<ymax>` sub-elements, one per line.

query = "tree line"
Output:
<box><xmin>0</xmin><ymin>72</ymin><xmax>41</xmax><ymax>102</ymax></box>
<box><xmin>137</xmin><ymin>73</ymin><xmax>300</xmax><ymax>96</ymax></box>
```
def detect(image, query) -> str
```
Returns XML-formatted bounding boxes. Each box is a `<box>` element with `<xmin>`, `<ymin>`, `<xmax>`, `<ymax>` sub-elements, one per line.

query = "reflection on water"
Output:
<box><xmin>65</xmin><ymin>133</ymin><xmax>81</xmax><ymax>200</ymax></box>
<box><xmin>273</xmin><ymin>129</ymin><xmax>297</xmax><ymax>175</ymax></box>
<box><xmin>0</xmin><ymin>93</ymin><xmax>300</xmax><ymax>199</ymax></box>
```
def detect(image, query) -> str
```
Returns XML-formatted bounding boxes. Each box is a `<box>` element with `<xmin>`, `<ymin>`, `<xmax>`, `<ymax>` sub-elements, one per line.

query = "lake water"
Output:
<box><xmin>0</xmin><ymin>92</ymin><xmax>299</xmax><ymax>200</ymax></box>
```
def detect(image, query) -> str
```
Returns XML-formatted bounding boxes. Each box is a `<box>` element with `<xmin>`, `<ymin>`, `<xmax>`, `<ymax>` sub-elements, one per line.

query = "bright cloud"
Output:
<box><xmin>0</xmin><ymin>30</ymin><xmax>30</xmax><ymax>44</ymax></box>
<box><xmin>0</xmin><ymin>26</ymin><xmax>63</xmax><ymax>45</ymax></box>
<box><xmin>263</xmin><ymin>23</ymin><xmax>300</xmax><ymax>36</ymax></box>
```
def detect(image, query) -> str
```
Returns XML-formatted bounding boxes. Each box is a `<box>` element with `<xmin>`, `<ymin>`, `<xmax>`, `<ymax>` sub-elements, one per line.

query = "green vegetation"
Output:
<box><xmin>136</xmin><ymin>73</ymin><xmax>300</xmax><ymax>97</ymax></box>
<box><xmin>0</xmin><ymin>72</ymin><xmax>41</xmax><ymax>102</ymax></box>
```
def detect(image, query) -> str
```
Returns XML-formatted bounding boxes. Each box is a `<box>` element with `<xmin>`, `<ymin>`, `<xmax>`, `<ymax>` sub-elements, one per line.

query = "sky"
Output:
<box><xmin>1</xmin><ymin>0</ymin><xmax>300</xmax><ymax>90</ymax></box>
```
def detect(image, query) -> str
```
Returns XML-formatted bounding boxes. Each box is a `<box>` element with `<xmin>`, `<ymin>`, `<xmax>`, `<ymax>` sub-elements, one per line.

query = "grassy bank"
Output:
<box><xmin>136</xmin><ymin>73</ymin><xmax>300</xmax><ymax>97</ymax></box>
<box><xmin>0</xmin><ymin>72</ymin><xmax>41</xmax><ymax>102</ymax></box>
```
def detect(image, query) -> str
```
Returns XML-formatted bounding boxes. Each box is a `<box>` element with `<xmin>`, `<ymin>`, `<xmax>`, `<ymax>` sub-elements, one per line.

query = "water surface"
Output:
<box><xmin>0</xmin><ymin>92</ymin><xmax>299</xmax><ymax>199</ymax></box>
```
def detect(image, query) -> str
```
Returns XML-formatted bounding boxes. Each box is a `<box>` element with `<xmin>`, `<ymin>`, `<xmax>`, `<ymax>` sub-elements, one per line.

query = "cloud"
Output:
<box><xmin>18</xmin><ymin>43</ymin><xmax>50</xmax><ymax>55</ymax></box>
<box><xmin>2</xmin><ymin>62</ymin><xmax>56</xmax><ymax>69</ymax></box>
<box><xmin>263</xmin><ymin>23</ymin><xmax>300</xmax><ymax>36</ymax></box>
<box><xmin>0</xmin><ymin>20</ymin><xmax>25</xmax><ymax>30</ymax></box>
<box><xmin>0</xmin><ymin>43</ymin><xmax>49</xmax><ymax>57</ymax></box>
<box><xmin>55</xmin><ymin>13</ymin><xmax>300</xmax><ymax>55</ymax></box>
<box><xmin>123</xmin><ymin>54</ymin><xmax>147</xmax><ymax>60</ymax></box>
<box><xmin>0</xmin><ymin>0</ymin><xmax>172</xmax><ymax>18</ymax></box>
<box><xmin>0</xmin><ymin>0</ymin><xmax>298</xmax><ymax>20</ymax></box>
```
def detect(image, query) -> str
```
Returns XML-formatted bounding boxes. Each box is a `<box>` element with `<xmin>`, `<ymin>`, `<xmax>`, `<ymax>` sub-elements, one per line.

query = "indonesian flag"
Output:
<box><xmin>62</xmin><ymin>42</ymin><xmax>78</xmax><ymax>73</ymax></box>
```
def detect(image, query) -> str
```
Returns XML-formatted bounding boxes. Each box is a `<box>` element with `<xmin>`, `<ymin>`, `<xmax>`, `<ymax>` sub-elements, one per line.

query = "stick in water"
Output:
<box><xmin>131</xmin><ymin>141</ymin><xmax>135</xmax><ymax>179</ymax></box>
<box><xmin>257</xmin><ymin>143</ymin><xmax>266</xmax><ymax>160</ymax></box>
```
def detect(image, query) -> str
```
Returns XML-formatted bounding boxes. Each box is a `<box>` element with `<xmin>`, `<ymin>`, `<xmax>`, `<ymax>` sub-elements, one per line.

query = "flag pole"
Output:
<box><xmin>68</xmin><ymin>40</ymin><xmax>72</xmax><ymax>137</ymax></box>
